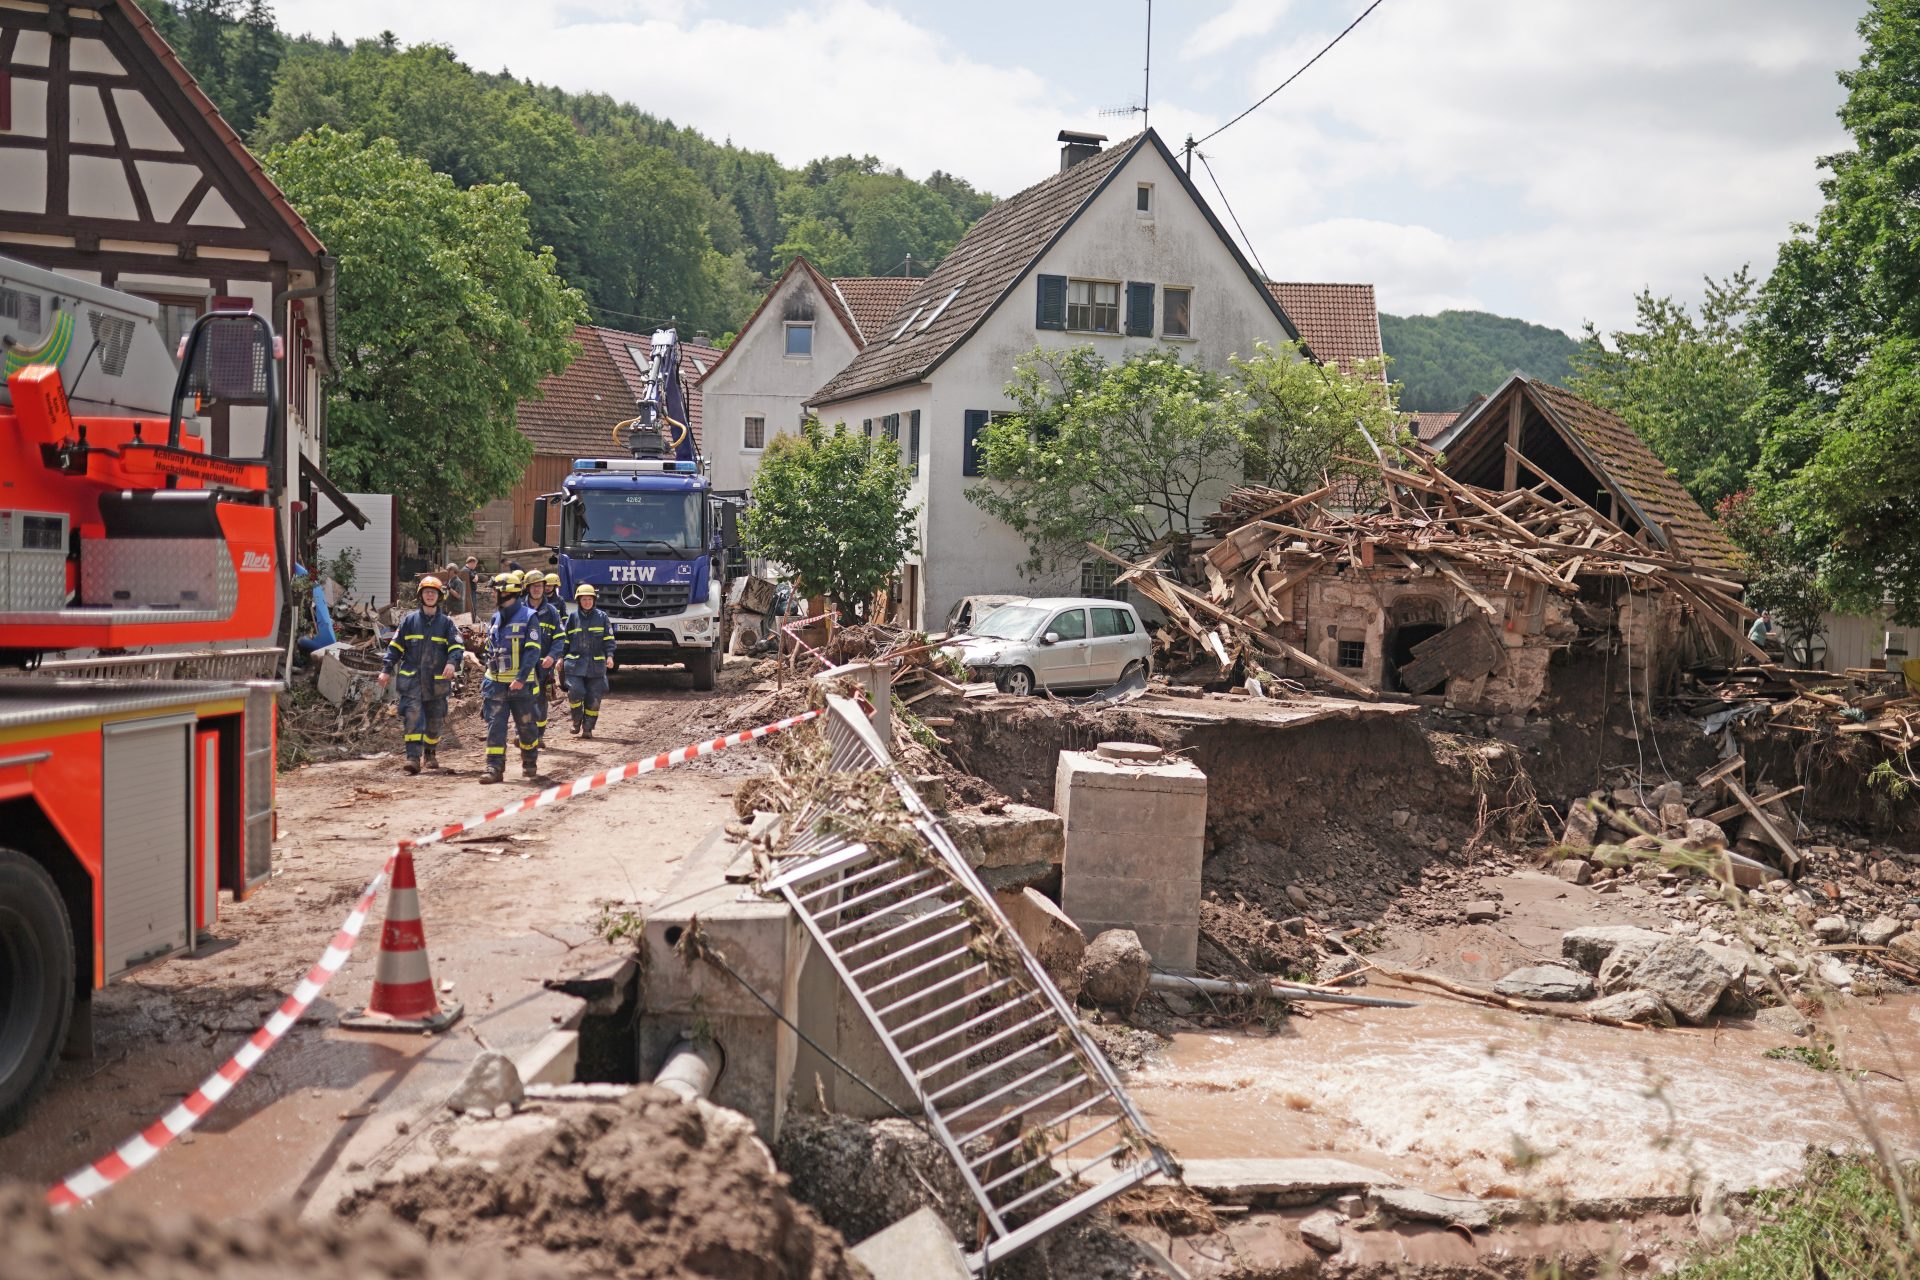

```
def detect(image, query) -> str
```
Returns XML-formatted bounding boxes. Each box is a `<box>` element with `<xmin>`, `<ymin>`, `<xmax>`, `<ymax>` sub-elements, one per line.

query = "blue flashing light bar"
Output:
<box><xmin>571</xmin><ymin>458</ymin><xmax>699</xmax><ymax>472</ymax></box>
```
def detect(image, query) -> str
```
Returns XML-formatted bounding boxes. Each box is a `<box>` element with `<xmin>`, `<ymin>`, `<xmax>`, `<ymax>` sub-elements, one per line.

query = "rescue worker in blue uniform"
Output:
<box><xmin>563</xmin><ymin>582</ymin><xmax>617</xmax><ymax>737</ymax></box>
<box><xmin>523</xmin><ymin>572</ymin><xmax>565</xmax><ymax>752</ymax></box>
<box><xmin>377</xmin><ymin>575</ymin><xmax>463</xmax><ymax>775</ymax></box>
<box><xmin>480</xmin><ymin>571</ymin><xmax>543</xmax><ymax>784</ymax></box>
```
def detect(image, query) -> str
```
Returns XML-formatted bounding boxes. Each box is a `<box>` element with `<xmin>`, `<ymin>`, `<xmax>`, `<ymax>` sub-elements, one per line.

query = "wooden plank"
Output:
<box><xmin>1724</xmin><ymin>778</ymin><xmax>1800</xmax><ymax>869</ymax></box>
<box><xmin>1504</xmin><ymin>391</ymin><xmax>1523</xmax><ymax>490</ymax></box>
<box><xmin>1663</xmin><ymin>577</ymin><xmax>1774</xmax><ymax>666</ymax></box>
<box><xmin>1695</xmin><ymin>754</ymin><xmax>1747</xmax><ymax>789</ymax></box>
<box><xmin>1414</xmin><ymin>552</ymin><xmax>1501</xmax><ymax>617</ymax></box>
<box><xmin>1397</xmin><ymin>615</ymin><xmax>1504</xmax><ymax>694</ymax></box>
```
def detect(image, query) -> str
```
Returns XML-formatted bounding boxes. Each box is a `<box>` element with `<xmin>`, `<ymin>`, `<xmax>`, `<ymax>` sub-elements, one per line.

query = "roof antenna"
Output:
<box><xmin>1098</xmin><ymin>0</ymin><xmax>1152</xmax><ymax>129</ymax></box>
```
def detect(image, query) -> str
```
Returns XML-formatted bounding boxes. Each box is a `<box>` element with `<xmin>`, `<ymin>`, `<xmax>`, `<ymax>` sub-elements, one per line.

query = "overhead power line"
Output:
<box><xmin>1196</xmin><ymin>150</ymin><xmax>1268</xmax><ymax>284</ymax></box>
<box><xmin>1194</xmin><ymin>0</ymin><xmax>1387</xmax><ymax>148</ymax></box>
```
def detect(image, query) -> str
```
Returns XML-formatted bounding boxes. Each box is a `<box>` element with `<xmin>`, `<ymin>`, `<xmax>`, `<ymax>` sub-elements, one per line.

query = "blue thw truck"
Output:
<box><xmin>531</xmin><ymin>329</ymin><xmax>743</xmax><ymax>690</ymax></box>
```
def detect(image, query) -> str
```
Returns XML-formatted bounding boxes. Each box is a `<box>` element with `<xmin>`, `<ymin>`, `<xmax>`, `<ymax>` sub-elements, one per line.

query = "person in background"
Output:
<box><xmin>479</xmin><ymin>572</ymin><xmax>543</xmax><ymax>784</ymax></box>
<box><xmin>463</xmin><ymin>556</ymin><xmax>481</xmax><ymax>611</ymax></box>
<box><xmin>563</xmin><ymin>583</ymin><xmax>617</xmax><ymax>737</ymax></box>
<box><xmin>1748</xmin><ymin>608</ymin><xmax>1780</xmax><ymax>650</ymax></box>
<box><xmin>378</xmin><ymin>576</ymin><xmax>463</xmax><ymax>775</ymax></box>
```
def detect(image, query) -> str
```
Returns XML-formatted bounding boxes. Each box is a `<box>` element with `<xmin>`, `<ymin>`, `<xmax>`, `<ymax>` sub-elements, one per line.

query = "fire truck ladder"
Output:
<box><xmin>764</xmin><ymin>696</ymin><xmax>1174</xmax><ymax>1273</ymax></box>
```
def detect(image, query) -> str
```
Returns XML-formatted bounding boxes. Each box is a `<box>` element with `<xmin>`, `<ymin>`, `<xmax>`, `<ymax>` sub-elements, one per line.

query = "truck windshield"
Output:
<box><xmin>568</xmin><ymin>491</ymin><xmax>705</xmax><ymax>553</ymax></box>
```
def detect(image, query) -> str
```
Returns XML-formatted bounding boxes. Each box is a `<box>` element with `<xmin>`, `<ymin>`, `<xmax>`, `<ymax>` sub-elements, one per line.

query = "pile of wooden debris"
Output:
<box><xmin>1098</xmin><ymin>448</ymin><xmax>1762</xmax><ymax>711</ymax></box>
<box><xmin>1684</xmin><ymin>664</ymin><xmax>1920</xmax><ymax>757</ymax></box>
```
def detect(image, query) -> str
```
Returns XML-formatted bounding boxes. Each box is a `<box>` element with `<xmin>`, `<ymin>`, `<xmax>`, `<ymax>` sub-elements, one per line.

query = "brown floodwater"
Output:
<box><xmin>1127</xmin><ymin>987</ymin><xmax>1920</xmax><ymax>1201</ymax></box>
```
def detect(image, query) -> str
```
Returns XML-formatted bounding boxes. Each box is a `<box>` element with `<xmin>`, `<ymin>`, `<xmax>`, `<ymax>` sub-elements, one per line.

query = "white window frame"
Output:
<box><xmin>1135</xmin><ymin>183</ymin><xmax>1153</xmax><ymax>217</ymax></box>
<box><xmin>1162</xmin><ymin>285</ymin><xmax>1195</xmax><ymax>340</ymax></box>
<box><xmin>1065</xmin><ymin>278</ymin><xmax>1121</xmax><ymax>335</ymax></box>
<box><xmin>784</xmin><ymin>321</ymin><xmax>813</xmax><ymax>358</ymax></box>
<box><xmin>743</xmin><ymin>414</ymin><xmax>765</xmax><ymax>451</ymax></box>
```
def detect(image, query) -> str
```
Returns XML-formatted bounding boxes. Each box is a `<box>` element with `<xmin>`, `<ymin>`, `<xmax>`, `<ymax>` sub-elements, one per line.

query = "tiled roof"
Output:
<box><xmin>1410</xmin><ymin>410</ymin><xmax>1459</xmax><ymax>442</ymax></box>
<box><xmin>812</xmin><ymin>134</ymin><xmax>1150</xmax><ymax>405</ymax></box>
<box><xmin>1525</xmin><ymin>379</ymin><xmax>1741</xmax><ymax>576</ymax></box>
<box><xmin>1435</xmin><ymin>375</ymin><xmax>1742</xmax><ymax>578</ymax></box>
<box><xmin>517</xmin><ymin>324</ymin><xmax>721</xmax><ymax>458</ymax></box>
<box><xmin>1266</xmin><ymin>282</ymin><xmax>1384</xmax><ymax>376</ymax></box>
<box><xmin>833</xmin><ymin>277</ymin><xmax>921</xmax><ymax>344</ymax></box>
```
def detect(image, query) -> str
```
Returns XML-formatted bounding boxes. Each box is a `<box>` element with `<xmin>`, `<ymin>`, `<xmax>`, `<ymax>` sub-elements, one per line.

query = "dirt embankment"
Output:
<box><xmin>0</xmin><ymin>1184</ymin><xmax>550</xmax><ymax>1280</ymax></box>
<box><xmin>341</xmin><ymin>1085</ymin><xmax>861</xmax><ymax>1280</ymax></box>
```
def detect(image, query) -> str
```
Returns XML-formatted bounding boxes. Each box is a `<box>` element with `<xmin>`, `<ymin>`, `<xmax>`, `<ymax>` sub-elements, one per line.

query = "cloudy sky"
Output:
<box><xmin>265</xmin><ymin>0</ymin><xmax>1866</xmax><ymax>335</ymax></box>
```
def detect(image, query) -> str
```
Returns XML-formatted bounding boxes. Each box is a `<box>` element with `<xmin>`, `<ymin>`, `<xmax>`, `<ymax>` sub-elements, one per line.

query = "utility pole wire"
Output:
<box><xmin>1196</xmin><ymin>150</ymin><xmax>1269</xmax><ymax>285</ymax></box>
<box><xmin>1193</xmin><ymin>0</ymin><xmax>1388</xmax><ymax>148</ymax></box>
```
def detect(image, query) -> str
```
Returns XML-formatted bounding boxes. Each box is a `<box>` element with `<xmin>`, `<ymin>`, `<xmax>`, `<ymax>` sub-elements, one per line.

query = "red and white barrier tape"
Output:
<box><xmin>45</xmin><ymin>708</ymin><xmax>823</xmax><ymax>1208</ymax></box>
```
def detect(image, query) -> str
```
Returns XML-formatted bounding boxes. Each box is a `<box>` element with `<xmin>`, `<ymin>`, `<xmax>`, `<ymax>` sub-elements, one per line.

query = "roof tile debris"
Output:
<box><xmin>1265</xmin><ymin>282</ymin><xmax>1385</xmax><ymax>375</ymax></box>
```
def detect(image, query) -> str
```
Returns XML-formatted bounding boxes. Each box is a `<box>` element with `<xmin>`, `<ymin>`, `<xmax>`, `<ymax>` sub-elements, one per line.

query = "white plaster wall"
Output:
<box><xmin>808</xmin><ymin>385</ymin><xmax>935</xmax><ymax>618</ymax></box>
<box><xmin>704</xmin><ymin>271</ymin><xmax>861</xmax><ymax>490</ymax></box>
<box><xmin>912</xmin><ymin>143</ymin><xmax>1293</xmax><ymax>630</ymax></box>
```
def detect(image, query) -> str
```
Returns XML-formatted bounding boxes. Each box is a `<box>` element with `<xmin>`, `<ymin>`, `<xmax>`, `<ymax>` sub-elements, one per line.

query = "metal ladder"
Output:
<box><xmin>765</xmin><ymin>696</ymin><xmax>1173</xmax><ymax>1272</ymax></box>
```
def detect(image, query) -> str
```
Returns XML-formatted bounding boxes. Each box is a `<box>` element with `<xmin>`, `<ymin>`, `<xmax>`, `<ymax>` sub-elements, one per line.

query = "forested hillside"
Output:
<box><xmin>146</xmin><ymin>2</ymin><xmax>993</xmax><ymax>334</ymax></box>
<box><xmin>1379</xmin><ymin>310</ymin><xmax>1580</xmax><ymax>412</ymax></box>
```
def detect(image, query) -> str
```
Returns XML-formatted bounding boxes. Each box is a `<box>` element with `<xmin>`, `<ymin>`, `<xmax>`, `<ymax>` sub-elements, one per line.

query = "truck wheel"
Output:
<box><xmin>0</xmin><ymin>848</ymin><xmax>73</xmax><ymax>1136</ymax></box>
<box><xmin>687</xmin><ymin>645</ymin><xmax>718</xmax><ymax>692</ymax></box>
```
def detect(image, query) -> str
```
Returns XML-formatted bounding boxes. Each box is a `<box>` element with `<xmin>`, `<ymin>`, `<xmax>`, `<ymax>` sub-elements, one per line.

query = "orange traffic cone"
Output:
<box><xmin>342</xmin><ymin>841</ymin><xmax>463</xmax><ymax>1033</ymax></box>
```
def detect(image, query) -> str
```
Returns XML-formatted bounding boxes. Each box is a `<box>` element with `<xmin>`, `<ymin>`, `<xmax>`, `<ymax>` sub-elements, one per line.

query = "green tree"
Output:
<box><xmin>743</xmin><ymin>422</ymin><xmax>919</xmax><ymax>622</ymax></box>
<box><xmin>1233</xmin><ymin>340</ymin><xmax>1405</xmax><ymax>498</ymax></box>
<box><xmin>968</xmin><ymin>347</ymin><xmax>1246</xmax><ymax>571</ymax></box>
<box><xmin>1749</xmin><ymin>0</ymin><xmax>1920</xmax><ymax>622</ymax></box>
<box><xmin>1379</xmin><ymin>310</ymin><xmax>1579</xmax><ymax>411</ymax></box>
<box><xmin>1568</xmin><ymin>270</ymin><xmax>1762</xmax><ymax>508</ymax></box>
<box><xmin>264</xmin><ymin>129</ymin><xmax>584</xmax><ymax>554</ymax></box>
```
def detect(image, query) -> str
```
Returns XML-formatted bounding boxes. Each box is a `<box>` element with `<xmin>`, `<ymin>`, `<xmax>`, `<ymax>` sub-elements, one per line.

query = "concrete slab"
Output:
<box><xmin>849</xmin><ymin>1207</ymin><xmax>971</xmax><ymax>1280</ymax></box>
<box><xmin>1180</xmin><ymin>1157</ymin><xmax>1404</xmax><ymax>1206</ymax></box>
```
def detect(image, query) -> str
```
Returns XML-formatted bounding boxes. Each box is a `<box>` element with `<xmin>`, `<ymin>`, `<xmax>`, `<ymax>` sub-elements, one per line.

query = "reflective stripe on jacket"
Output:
<box><xmin>383</xmin><ymin>608</ymin><xmax>465</xmax><ymax>678</ymax></box>
<box><xmin>482</xmin><ymin>602</ymin><xmax>543</xmax><ymax>684</ymax></box>
<box><xmin>564</xmin><ymin>606</ymin><xmax>617</xmax><ymax>664</ymax></box>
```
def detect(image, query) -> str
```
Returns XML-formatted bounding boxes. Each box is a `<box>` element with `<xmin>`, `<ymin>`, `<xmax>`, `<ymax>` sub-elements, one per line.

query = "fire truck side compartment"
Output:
<box><xmin>101</xmin><ymin>716</ymin><xmax>193</xmax><ymax>978</ymax></box>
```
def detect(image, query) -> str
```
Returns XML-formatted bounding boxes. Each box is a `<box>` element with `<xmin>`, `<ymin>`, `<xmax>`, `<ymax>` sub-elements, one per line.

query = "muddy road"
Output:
<box><xmin>0</xmin><ymin>661</ymin><xmax>785</xmax><ymax>1216</ymax></box>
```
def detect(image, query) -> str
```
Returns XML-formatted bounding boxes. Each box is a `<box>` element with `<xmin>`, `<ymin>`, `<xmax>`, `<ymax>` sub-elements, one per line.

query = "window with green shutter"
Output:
<box><xmin>908</xmin><ymin>410</ymin><xmax>921</xmax><ymax>476</ymax></box>
<box><xmin>963</xmin><ymin>410</ymin><xmax>989</xmax><ymax>477</ymax></box>
<box><xmin>1125</xmin><ymin>282</ymin><xmax>1154</xmax><ymax>336</ymax></box>
<box><xmin>1035</xmin><ymin>274</ymin><xmax>1067</xmax><ymax>330</ymax></box>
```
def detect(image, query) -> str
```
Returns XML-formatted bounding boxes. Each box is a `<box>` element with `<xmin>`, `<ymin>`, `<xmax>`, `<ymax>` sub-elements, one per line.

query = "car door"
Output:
<box><xmin>1032</xmin><ymin>607</ymin><xmax>1092</xmax><ymax>688</ymax></box>
<box><xmin>1089</xmin><ymin>606</ymin><xmax>1137</xmax><ymax>683</ymax></box>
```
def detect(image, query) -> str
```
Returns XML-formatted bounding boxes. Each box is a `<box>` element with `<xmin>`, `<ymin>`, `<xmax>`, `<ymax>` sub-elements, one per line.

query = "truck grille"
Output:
<box><xmin>604</xmin><ymin>582</ymin><xmax>692</xmax><ymax>619</ymax></box>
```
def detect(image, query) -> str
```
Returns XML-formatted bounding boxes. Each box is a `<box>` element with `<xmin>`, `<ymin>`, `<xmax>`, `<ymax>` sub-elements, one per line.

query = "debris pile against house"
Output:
<box><xmin>1111</xmin><ymin>448</ymin><xmax>1756</xmax><ymax>715</ymax></box>
<box><xmin>1685</xmin><ymin>663</ymin><xmax>1920</xmax><ymax>761</ymax></box>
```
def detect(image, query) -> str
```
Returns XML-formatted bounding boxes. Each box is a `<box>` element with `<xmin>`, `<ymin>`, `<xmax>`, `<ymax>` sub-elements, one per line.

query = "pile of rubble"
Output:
<box><xmin>1105</xmin><ymin>448</ymin><xmax>1759</xmax><ymax>713</ymax></box>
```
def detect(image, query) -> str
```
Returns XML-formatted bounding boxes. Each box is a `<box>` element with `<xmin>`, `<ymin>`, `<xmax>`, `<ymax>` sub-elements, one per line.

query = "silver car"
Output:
<box><xmin>950</xmin><ymin>597</ymin><xmax>1153</xmax><ymax>696</ymax></box>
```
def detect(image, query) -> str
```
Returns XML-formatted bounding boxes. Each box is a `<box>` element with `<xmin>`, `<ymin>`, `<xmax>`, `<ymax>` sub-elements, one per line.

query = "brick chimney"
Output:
<box><xmin>1058</xmin><ymin>130</ymin><xmax>1107</xmax><ymax>172</ymax></box>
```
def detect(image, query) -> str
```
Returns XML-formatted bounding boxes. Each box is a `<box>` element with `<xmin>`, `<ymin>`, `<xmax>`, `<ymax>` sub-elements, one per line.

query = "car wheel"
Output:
<box><xmin>0</xmin><ymin>849</ymin><xmax>73</xmax><ymax>1136</ymax></box>
<box><xmin>1120</xmin><ymin>659</ymin><xmax>1148</xmax><ymax>681</ymax></box>
<box><xmin>997</xmin><ymin>667</ymin><xmax>1035</xmax><ymax>697</ymax></box>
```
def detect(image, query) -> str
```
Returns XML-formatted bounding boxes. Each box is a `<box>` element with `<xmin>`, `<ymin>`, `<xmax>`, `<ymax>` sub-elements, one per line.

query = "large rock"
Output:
<box><xmin>1561</xmin><ymin>801</ymin><xmax>1600</xmax><ymax>849</ymax></box>
<box><xmin>1659</xmin><ymin>802</ymin><xmax>1692</xmax><ymax>834</ymax></box>
<box><xmin>1860</xmin><ymin>915</ymin><xmax>1904</xmax><ymax>948</ymax></box>
<box><xmin>1892</xmin><ymin>931</ymin><xmax>1920</xmax><ymax>965</ymax></box>
<box><xmin>994</xmin><ymin>888</ymin><xmax>1086</xmax><ymax>1003</ymax></box>
<box><xmin>1595</xmin><ymin>936</ymin><xmax>1664</xmax><ymax>995</ymax></box>
<box><xmin>1812</xmin><ymin>916</ymin><xmax>1851</xmax><ymax>943</ymax></box>
<box><xmin>445</xmin><ymin>1051</ymin><xmax>524</xmax><ymax>1115</ymax></box>
<box><xmin>1585</xmin><ymin>989</ymin><xmax>1670</xmax><ymax>1024</ymax></box>
<box><xmin>1684</xmin><ymin>818</ymin><xmax>1729</xmax><ymax>849</ymax></box>
<box><xmin>1493</xmin><ymin>964</ymin><xmax>1594</xmax><ymax>1002</ymax></box>
<box><xmin>1298</xmin><ymin>1209</ymin><xmax>1344</xmax><ymax>1253</ymax></box>
<box><xmin>1079</xmin><ymin>929</ymin><xmax>1151</xmax><ymax>1012</ymax></box>
<box><xmin>1630</xmin><ymin>937</ymin><xmax>1736</xmax><ymax>1024</ymax></box>
<box><xmin>1561</xmin><ymin>925</ymin><xmax>1668</xmax><ymax>974</ymax></box>
<box><xmin>944</xmin><ymin>803</ymin><xmax>1064</xmax><ymax>872</ymax></box>
<box><xmin>1554</xmin><ymin>858</ymin><xmax>1593</xmax><ymax>885</ymax></box>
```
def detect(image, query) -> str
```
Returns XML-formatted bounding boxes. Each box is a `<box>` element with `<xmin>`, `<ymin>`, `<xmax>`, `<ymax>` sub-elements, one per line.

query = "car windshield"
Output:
<box><xmin>972</xmin><ymin>605</ymin><xmax>1047</xmax><ymax>641</ymax></box>
<box><xmin>568</xmin><ymin>491</ymin><xmax>704</xmax><ymax>553</ymax></box>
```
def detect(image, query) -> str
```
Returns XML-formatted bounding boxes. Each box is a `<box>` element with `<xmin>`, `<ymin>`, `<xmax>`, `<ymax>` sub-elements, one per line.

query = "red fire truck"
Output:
<box><xmin>0</xmin><ymin>255</ymin><xmax>287</xmax><ymax>1132</ymax></box>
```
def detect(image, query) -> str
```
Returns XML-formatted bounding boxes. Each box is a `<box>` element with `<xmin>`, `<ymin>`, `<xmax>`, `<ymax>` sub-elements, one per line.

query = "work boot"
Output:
<box><xmin>523</xmin><ymin>759</ymin><xmax>540</xmax><ymax>781</ymax></box>
<box><xmin>424</xmin><ymin>748</ymin><xmax>438</xmax><ymax>769</ymax></box>
<box><xmin>404</xmin><ymin>758</ymin><xmax>421</xmax><ymax>776</ymax></box>
<box><xmin>582</xmin><ymin>725</ymin><xmax>594</xmax><ymax>740</ymax></box>
<box><xmin>570</xmin><ymin>712</ymin><xmax>583</xmax><ymax>734</ymax></box>
<box><xmin>480</xmin><ymin>768</ymin><xmax>504</xmax><ymax>785</ymax></box>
